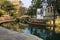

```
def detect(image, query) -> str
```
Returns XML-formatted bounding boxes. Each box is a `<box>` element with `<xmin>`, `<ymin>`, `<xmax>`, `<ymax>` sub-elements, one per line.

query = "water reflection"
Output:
<box><xmin>24</xmin><ymin>28</ymin><xmax>31</xmax><ymax>34</ymax></box>
<box><xmin>22</xmin><ymin>24</ymin><xmax>60</xmax><ymax>40</ymax></box>
<box><xmin>1</xmin><ymin>22</ymin><xmax>60</xmax><ymax>40</ymax></box>
<box><xmin>27</xmin><ymin>25</ymin><xmax>50</xmax><ymax>40</ymax></box>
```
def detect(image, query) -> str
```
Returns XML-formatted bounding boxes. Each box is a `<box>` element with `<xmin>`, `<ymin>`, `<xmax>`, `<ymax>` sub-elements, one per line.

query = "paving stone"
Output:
<box><xmin>0</xmin><ymin>27</ymin><xmax>43</xmax><ymax>40</ymax></box>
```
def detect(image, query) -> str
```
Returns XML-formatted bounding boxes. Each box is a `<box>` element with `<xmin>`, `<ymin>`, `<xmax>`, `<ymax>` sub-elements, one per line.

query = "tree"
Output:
<box><xmin>10</xmin><ymin>10</ymin><xmax>18</xmax><ymax>18</ymax></box>
<box><xmin>0</xmin><ymin>9</ymin><xmax>5</xmax><ymax>17</ymax></box>
<box><xmin>48</xmin><ymin>0</ymin><xmax>60</xmax><ymax>14</ymax></box>
<box><xmin>1</xmin><ymin>1</ymin><xmax>15</xmax><ymax>13</ymax></box>
<box><xmin>0</xmin><ymin>0</ymin><xmax>6</xmax><ymax>4</ymax></box>
<box><xmin>0</xmin><ymin>0</ymin><xmax>15</xmax><ymax>15</ymax></box>
<box><xmin>26</xmin><ymin>0</ymin><xmax>42</xmax><ymax>17</ymax></box>
<box><xmin>0</xmin><ymin>0</ymin><xmax>6</xmax><ymax>9</ymax></box>
<box><xmin>26</xmin><ymin>6</ymin><xmax>36</xmax><ymax>17</ymax></box>
<box><xmin>56</xmin><ymin>0</ymin><xmax>60</xmax><ymax>14</ymax></box>
<box><xmin>27</xmin><ymin>0</ymin><xmax>60</xmax><ymax>17</ymax></box>
<box><xmin>31</xmin><ymin>0</ymin><xmax>42</xmax><ymax>8</ymax></box>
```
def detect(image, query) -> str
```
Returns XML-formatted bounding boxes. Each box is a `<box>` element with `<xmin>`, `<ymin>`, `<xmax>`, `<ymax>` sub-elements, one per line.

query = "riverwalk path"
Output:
<box><xmin>0</xmin><ymin>27</ymin><xmax>43</xmax><ymax>40</ymax></box>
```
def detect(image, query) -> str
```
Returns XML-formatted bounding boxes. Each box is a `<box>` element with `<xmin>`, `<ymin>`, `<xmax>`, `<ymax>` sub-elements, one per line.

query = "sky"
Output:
<box><xmin>20</xmin><ymin>0</ymin><xmax>32</xmax><ymax>8</ymax></box>
<box><xmin>8</xmin><ymin>0</ymin><xmax>32</xmax><ymax>8</ymax></box>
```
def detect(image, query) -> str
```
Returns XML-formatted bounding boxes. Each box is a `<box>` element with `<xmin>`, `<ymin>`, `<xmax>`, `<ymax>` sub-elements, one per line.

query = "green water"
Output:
<box><xmin>1</xmin><ymin>22</ymin><xmax>60</xmax><ymax>40</ymax></box>
<box><xmin>23</xmin><ymin>25</ymin><xmax>60</xmax><ymax>40</ymax></box>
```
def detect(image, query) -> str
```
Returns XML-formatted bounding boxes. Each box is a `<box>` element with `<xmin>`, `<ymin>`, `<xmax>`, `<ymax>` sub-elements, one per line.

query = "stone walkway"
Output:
<box><xmin>0</xmin><ymin>27</ymin><xmax>43</xmax><ymax>40</ymax></box>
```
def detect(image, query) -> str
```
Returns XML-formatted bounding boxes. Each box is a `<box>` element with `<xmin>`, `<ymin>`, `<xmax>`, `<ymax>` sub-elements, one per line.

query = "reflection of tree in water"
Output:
<box><xmin>28</xmin><ymin>25</ymin><xmax>53</xmax><ymax>40</ymax></box>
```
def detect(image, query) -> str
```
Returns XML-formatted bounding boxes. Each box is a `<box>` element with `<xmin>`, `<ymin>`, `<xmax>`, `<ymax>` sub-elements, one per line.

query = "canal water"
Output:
<box><xmin>1</xmin><ymin>22</ymin><xmax>60</xmax><ymax>40</ymax></box>
<box><xmin>21</xmin><ymin>24</ymin><xmax>60</xmax><ymax>40</ymax></box>
<box><xmin>22</xmin><ymin>25</ymin><xmax>50</xmax><ymax>40</ymax></box>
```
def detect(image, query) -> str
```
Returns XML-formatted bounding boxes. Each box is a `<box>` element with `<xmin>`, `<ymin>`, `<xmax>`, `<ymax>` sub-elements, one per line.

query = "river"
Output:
<box><xmin>21</xmin><ymin>24</ymin><xmax>60</xmax><ymax>40</ymax></box>
<box><xmin>1</xmin><ymin>22</ymin><xmax>60</xmax><ymax>40</ymax></box>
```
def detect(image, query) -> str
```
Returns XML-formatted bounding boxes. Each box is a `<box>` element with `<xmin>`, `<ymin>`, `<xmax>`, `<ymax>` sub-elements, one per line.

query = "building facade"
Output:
<box><xmin>19</xmin><ymin>7</ymin><xmax>28</xmax><ymax>16</ymax></box>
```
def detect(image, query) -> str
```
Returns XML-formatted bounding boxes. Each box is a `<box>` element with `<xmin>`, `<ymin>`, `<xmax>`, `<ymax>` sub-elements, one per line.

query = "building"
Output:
<box><xmin>32</xmin><ymin>0</ymin><xmax>58</xmax><ymax>20</ymax></box>
<box><xmin>44</xmin><ymin>2</ymin><xmax>58</xmax><ymax>20</ymax></box>
<box><xmin>44</xmin><ymin>5</ymin><xmax>54</xmax><ymax>20</ymax></box>
<box><xmin>19</xmin><ymin>7</ymin><xmax>28</xmax><ymax>16</ymax></box>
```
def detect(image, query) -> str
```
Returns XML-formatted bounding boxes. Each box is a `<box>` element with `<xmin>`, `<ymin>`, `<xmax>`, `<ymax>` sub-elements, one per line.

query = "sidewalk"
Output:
<box><xmin>0</xmin><ymin>27</ymin><xmax>43</xmax><ymax>40</ymax></box>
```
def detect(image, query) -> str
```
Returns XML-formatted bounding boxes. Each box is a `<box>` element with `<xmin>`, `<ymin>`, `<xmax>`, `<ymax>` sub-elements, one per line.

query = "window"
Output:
<box><xmin>48</xmin><ymin>8</ymin><xmax>49</xmax><ymax>12</ymax></box>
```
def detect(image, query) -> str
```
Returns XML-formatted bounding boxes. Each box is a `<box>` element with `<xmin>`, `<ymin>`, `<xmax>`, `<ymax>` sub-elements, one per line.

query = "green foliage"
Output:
<box><xmin>0</xmin><ymin>0</ymin><xmax>6</xmax><ymax>9</ymax></box>
<box><xmin>1</xmin><ymin>1</ymin><xmax>15</xmax><ymax>12</ymax></box>
<box><xmin>31</xmin><ymin>0</ymin><xmax>42</xmax><ymax>8</ymax></box>
<box><xmin>0</xmin><ymin>9</ymin><xmax>5</xmax><ymax>16</ymax></box>
<box><xmin>0</xmin><ymin>0</ymin><xmax>15</xmax><ymax>16</ymax></box>
<box><xmin>56</xmin><ymin>0</ymin><xmax>60</xmax><ymax>14</ymax></box>
<box><xmin>0</xmin><ymin>0</ymin><xmax>6</xmax><ymax>4</ymax></box>
<box><xmin>26</xmin><ymin>0</ymin><xmax>42</xmax><ymax>17</ymax></box>
<box><xmin>49</xmin><ymin>0</ymin><xmax>60</xmax><ymax>14</ymax></box>
<box><xmin>10</xmin><ymin>10</ymin><xmax>18</xmax><ymax>18</ymax></box>
<box><xmin>29</xmin><ymin>0</ymin><xmax>60</xmax><ymax>15</ymax></box>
